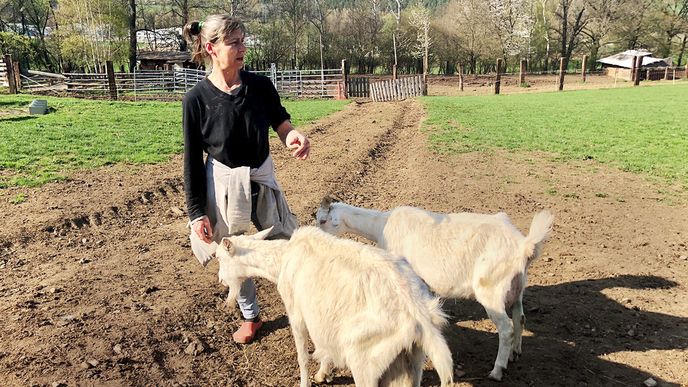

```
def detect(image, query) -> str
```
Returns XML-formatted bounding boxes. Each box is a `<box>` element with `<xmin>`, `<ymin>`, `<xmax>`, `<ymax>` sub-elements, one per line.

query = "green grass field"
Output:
<box><xmin>421</xmin><ymin>83</ymin><xmax>688</xmax><ymax>188</ymax></box>
<box><xmin>0</xmin><ymin>95</ymin><xmax>348</xmax><ymax>188</ymax></box>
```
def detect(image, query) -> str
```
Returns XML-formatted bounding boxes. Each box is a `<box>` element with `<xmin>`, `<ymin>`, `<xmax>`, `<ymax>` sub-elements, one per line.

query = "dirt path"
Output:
<box><xmin>1</xmin><ymin>99</ymin><xmax>686</xmax><ymax>387</ymax></box>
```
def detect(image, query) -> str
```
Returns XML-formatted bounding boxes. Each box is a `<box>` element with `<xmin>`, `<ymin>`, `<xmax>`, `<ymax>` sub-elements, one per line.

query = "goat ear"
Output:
<box><xmin>253</xmin><ymin>226</ymin><xmax>273</xmax><ymax>240</ymax></box>
<box><xmin>221</xmin><ymin>238</ymin><xmax>235</xmax><ymax>255</ymax></box>
<box><xmin>321</xmin><ymin>195</ymin><xmax>333</xmax><ymax>209</ymax></box>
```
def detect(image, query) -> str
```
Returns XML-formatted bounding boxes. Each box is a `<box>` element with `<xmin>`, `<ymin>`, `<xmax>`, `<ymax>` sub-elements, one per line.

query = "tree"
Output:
<box><xmin>54</xmin><ymin>0</ymin><xmax>129</xmax><ymax>72</ymax></box>
<box><xmin>408</xmin><ymin>1</ymin><xmax>430</xmax><ymax>86</ymax></box>
<box><xmin>307</xmin><ymin>0</ymin><xmax>333</xmax><ymax>71</ymax></box>
<box><xmin>488</xmin><ymin>0</ymin><xmax>535</xmax><ymax>70</ymax></box>
<box><xmin>553</xmin><ymin>0</ymin><xmax>587</xmax><ymax>69</ymax></box>
<box><xmin>12</xmin><ymin>0</ymin><xmax>57</xmax><ymax>70</ymax></box>
<box><xmin>342</xmin><ymin>0</ymin><xmax>384</xmax><ymax>72</ymax></box>
<box><xmin>0</xmin><ymin>31</ymin><xmax>36</xmax><ymax>67</ymax></box>
<box><xmin>390</xmin><ymin>0</ymin><xmax>403</xmax><ymax>77</ymax></box>
<box><xmin>582</xmin><ymin>0</ymin><xmax>625</xmax><ymax>70</ymax></box>
<box><xmin>129</xmin><ymin>0</ymin><xmax>136</xmax><ymax>71</ymax></box>
<box><xmin>651</xmin><ymin>0</ymin><xmax>688</xmax><ymax>58</ymax></box>
<box><xmin>277</xmin><ymin>0</ymin><xmax>309</xmax><ymax>68</ymax></box>
<box><xmin>613</xmin><ymin>0</ymin><xmax>654</xmax><ymax>49</ymax></box>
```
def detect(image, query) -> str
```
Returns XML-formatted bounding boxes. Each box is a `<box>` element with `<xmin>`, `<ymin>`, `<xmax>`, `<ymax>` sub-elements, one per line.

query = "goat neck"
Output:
<box><xmin>338</xmin><ymin>203</ymin><xmax>390</xmax><ymax>243</ymax></box>
<box><xmin>235</xmin><ymin>238</ymin><xmax>288</xmax><ymax>283</ymax></box>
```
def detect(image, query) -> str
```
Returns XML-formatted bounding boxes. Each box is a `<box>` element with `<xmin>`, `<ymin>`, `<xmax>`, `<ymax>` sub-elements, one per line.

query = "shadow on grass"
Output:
<box><xmin>0</xmin><ymin>101</ymin><xmax>29</xmax><ymax>108</ymax></box>
<box><xmin>0</xmin><ymin>115</ymin><xmax>37</xmax><ymax>123</ymax></box>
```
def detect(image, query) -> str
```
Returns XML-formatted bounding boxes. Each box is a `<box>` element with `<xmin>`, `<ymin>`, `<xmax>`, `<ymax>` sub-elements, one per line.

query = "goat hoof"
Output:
<box><xmin>313</xmin><ymin>373</ymin><xmax>333</xmax><ymax>384</ymax></box>
<box><xmin>488</xmin><ymin>368</ymin><xmax>504</xmax><ymax>381</ymax></box>
<box><xmin>509</xmin><ymin>351</ymin><xmax>521</xmax><ymax>362</ymax></box>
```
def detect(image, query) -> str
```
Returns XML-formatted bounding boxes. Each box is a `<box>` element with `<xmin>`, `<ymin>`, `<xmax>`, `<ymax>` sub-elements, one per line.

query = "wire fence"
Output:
<box><xmin>52</xmin><ymin>67</ymin><xmax>344</xmax><ymax>99</ymax></box>
<box><xmin>7</xmin><ymin>59</ymin><xmax>688</xmax><ymax>100</ymax></box>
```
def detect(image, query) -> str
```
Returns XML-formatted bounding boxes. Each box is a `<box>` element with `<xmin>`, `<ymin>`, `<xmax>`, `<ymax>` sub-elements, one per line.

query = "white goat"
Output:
<box><xmin>315</xmin><ymin>197</ymin><xmax>554</xmax><ymax>381</ymax></box>
<box><xmin>215</xmin><ymin>226</ymin><xmax>455</xmax><ymax>387</ymax></box>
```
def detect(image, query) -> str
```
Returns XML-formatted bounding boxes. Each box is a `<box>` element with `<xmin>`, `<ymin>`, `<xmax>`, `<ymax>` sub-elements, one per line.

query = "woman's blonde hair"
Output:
<box><xmin>182</xmin><ymin>15</ymin><xmax>246</xmax><ymax>66</ymax></box>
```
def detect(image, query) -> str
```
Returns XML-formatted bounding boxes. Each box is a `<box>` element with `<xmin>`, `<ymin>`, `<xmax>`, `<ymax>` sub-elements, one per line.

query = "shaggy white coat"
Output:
<box><xmin>316</xmin><ymin>197</ymin><xmax>554</xmax><ymax>381</ymax></box>
<box><xmin>216</xmin><ymin>226</ymin><xmax>455</xmax><ymax>387</ymax></box>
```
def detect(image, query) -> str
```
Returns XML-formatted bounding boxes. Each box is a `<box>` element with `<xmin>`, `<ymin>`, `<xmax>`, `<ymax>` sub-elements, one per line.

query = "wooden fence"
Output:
<box><xmin>0</xmin><ymin>61</ymin><xmax>7</xmax><ymax>87</ymax></box>
<box><xmin>64</xmin><ymin>68</ymin><xmax>207</xmax><ymax>97</ymax></box>
<box><xmin>370</xmin><ymin>75</ymin><xmax>424</xmax><ymax>102</ymax></box>
<box><xmin>642</xmin><ymin>67</ymin><xmax>683</xmax><ymax>81</ymax></box>
<box><xmin>347</xmin><ymin>77</ymin><xmax>370</xmax><ymax>97</ymax></box>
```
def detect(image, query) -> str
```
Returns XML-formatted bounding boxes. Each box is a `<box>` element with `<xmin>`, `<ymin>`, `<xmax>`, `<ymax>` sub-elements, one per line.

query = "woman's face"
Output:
<box><xmin>206</xmin><ymin>29</ymin><xmax>246</xmax><ymax>72</ymax></box>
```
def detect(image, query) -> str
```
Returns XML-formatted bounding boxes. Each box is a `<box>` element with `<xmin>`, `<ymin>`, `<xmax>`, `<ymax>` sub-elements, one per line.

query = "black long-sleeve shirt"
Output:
<box><xmin>182</xmin><ymin>71</ymin><xmax>291</xmax><ymax>221</ymax></box>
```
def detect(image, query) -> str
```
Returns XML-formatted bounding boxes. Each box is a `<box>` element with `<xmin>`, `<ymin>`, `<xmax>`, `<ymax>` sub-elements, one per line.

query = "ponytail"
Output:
<box><xmin>183</xmin><ymin>16</ymin><xmax>246</xmax><ymax>67</ymax></box>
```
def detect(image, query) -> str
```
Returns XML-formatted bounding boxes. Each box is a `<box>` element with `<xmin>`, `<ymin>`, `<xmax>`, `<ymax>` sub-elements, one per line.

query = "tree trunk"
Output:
<box><xmin>129</xmin><ymin>0</ymin><xmax>137</xmax><ymax>72</ymax></box>
<box><xmin>423</xmin><ymin>19</ymin><xmax>429</xmax><ymax>90</ymax></box>
<box><xmin>590</xmin><ymin>39</ymin><xmax>600</xmax><ymax>72</ymax></box>
<box><xmin>180</xmin><ymin>0</ymin><xmax>189</xmax><ymax>52</ymax></box>
<box><xmin>560</xmin><ymin>0</ymin><xmax>568</xmax><ymax>70</ymax></box>
<box><xmin>678</xmin><ymin>35</ymin><xmax>687</xmax><ymax>66</ymax></box>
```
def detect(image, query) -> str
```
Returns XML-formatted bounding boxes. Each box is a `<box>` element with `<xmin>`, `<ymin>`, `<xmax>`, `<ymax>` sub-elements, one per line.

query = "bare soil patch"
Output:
<box><xmin>1</xmin><ymin>99</ymin><xmax>686</xmax><ymax>387</ymax></box>
<box><xmin>427</xmin><ymin>73</ymin><xmax>656</xmax><ymax>96</ymax></box>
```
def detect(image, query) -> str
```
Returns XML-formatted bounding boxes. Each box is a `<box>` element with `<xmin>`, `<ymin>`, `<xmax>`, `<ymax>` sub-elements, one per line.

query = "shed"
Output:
<box><xmin>137</xmin><ymin>51</ymin><xmax>197</xmax><ymax>70</ymax></box>
<box><xmin>597</xmin><ymin>49</ymin><xmax>671</xmax><ymax>80</ymax></box>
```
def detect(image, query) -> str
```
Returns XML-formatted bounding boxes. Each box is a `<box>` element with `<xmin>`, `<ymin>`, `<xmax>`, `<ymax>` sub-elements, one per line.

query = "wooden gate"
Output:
<box><xmin>370</xmin><ymin>75</ymin><xmax>424</xmax><ymax>102</ymax></box>
<box><xmin>347</xmin><ymin>77</ymin><xmax>370</xmax><ymax>97</ymax></box>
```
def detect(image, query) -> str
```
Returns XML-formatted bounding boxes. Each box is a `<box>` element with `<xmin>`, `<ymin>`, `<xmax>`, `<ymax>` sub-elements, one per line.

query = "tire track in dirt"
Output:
<box><xmin>2</xmin><ymin>97</ymin><xmax>687</xmax><ymax>386</ymax></box>
<box><xmin>0</xmin><ymin>100</ymin><xmax>424</xmax><ymax>387</ymax></box>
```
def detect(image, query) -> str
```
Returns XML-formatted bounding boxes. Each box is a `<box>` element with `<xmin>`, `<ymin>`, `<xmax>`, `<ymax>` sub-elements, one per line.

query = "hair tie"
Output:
<box><xmin>190</xmin><ymin>21</ymin><xmax>204</xmax><ymax>35</ymax></box>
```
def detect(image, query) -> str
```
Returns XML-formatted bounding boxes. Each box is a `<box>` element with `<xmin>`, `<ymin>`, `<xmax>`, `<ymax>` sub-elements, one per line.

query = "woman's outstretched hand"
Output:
<box><xmin>285</xmin><ymin>129</ymin><xmax>310</xmax><ymax>160</ymax></box>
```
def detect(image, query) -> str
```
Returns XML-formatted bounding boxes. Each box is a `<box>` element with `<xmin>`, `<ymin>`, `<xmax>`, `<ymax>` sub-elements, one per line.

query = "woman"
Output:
<box><xmin>182</xmin><ymin>15</ymin><xmax>310</xmax><ymax>344</ymax></box>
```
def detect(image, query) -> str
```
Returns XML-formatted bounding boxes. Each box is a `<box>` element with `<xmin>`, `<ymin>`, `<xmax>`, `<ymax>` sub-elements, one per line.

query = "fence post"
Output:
<box><xmin>12</xmin><ymin>61</ymin><xmax>21</xmax><ymax>90</ymax></box>
<box><xmin>631</xmin><ymin>55</ymin><xmax>638</xmax><ymax>83</ymax></box>
<box><xmin>582</xmin><ymin>55</ymin><xmax>588</xmax><ymax>82</ymax></box>
<box><xmin>495</xmin><ymin>58</ymin><xmax>502</xmax><ymax>95</ymax></box>
<box><xmin>270</xmin><ymin>63</ymin><xmax>277</xmax><ymax>85</ymax></box>
<box><xmin>558</xmin><ymin>57</ymin><xmax>566</xmax><ymax>91</ymax></box>
<box><xmin>4</xmin><ymin>55</ymin><xmax>17</xmax><ymax>94</ymax></box>
<box><xmin>685</xmin><ymin>63</ymin><xmax>688</xmax><ymax>79</ymax></box>
<box><xmin>664</xmin><ymin>67</ymin><xmax>669</xmax><ymax>80</ymax></box>
<box><xmin>458</xmin><ymin>63</ymin><xmax>464</xmax><ymax>92</ymax></box>
<box><xmin>341</xmin><ymin>59</ymin><xmax>349</xmax><ymax>99</ymax></box>
<box><xmin>634</xmin><ymin>56</ymin><xmax>643</xmax><ymax>86</ymax></box>
<box><xmin>519</xmin><ymin>59</ymin><xmax>526</xmax><ymax>86</ymax></box>
<box><xmin>106</xmin><ymin>61</ymin><xmax>118</xmax><ymax>100</ymax></box>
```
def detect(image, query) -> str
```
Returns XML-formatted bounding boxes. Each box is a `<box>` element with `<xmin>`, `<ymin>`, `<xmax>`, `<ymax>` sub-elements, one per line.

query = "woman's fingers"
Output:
<box><xmin>194</xmin><ymin>218</ymin><xmax>213</xmax><ymax>243</ymax></box>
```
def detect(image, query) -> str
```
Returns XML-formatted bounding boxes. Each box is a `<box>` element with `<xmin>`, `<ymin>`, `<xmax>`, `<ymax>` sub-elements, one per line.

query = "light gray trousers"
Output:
<box><xmin>189</xmin><ymin>158</ymin><xmax>262</xmax><ymax>320</ymax></box>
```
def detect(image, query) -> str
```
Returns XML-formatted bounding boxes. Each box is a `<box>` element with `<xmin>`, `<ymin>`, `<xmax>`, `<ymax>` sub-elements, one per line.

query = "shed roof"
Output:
<box><xmin>597</xmin><ymin>50</ymin><xmax>670</xmax><ymax>68</ymax></box>
<box><xmin>138</xmin><ymin>51</ymin><xmax>192</xmax><ymax>63</ymax></box>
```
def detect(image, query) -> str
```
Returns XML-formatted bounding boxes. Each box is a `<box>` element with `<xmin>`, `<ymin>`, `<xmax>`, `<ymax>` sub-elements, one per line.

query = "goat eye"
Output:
<box><xmin>319</xmin><ymin>219</ymin><xmax>326</xmax><ymax>225</ymax></box>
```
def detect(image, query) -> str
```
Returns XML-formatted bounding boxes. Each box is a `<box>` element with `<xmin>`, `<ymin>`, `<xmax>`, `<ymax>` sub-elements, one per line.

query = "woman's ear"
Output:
<box><xmin>204</xmin><ymin>41</ymin><xmax>214</xmax><ymax>57</ymax></box>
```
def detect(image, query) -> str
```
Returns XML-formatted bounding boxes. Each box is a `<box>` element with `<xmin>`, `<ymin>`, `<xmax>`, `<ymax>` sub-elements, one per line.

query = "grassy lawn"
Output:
<box><xmin>421</xmin><ymin>83</ymin><xmax>688</xmax><ymax>188</ymax></box>
<box><xmin>0</xmin><ymin>95</ymin><xmax>348</xmax><ymax>188</ymax></box>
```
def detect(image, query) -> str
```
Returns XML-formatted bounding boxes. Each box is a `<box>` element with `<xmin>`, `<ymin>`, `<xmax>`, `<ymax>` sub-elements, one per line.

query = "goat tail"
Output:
<box><xmin>420</xmin><ymin>298</ymin><xmax>454</xmax><ymax>386</ymax></box>
<box><xmin>522</xmin><ymin>210</ymin><xmax>554</xmax><ymax>263</ymax></box>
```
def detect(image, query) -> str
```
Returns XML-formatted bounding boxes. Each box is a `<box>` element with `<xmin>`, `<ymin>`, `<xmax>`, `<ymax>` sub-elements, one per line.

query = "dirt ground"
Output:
<box><xmin>1</xmin><ymin>98</ymin><xmax>687</xmax><ymax>387</ymax></box>
<box><xmin>426</xmin><ymin>72</ymin><xmax>678</xmax><ymax>96</ymax></box>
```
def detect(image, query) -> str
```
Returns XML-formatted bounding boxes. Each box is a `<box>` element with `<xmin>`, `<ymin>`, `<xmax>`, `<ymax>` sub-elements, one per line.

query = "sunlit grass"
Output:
<box><xmin>421</xmin><ymin>83</ymin><xmax>688</xmax><ymax>188</ymax></box>
<box><xmin>0</xmin><ymin>95</ymin><xmax>348</xmax><ymax>187</ymax></box>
